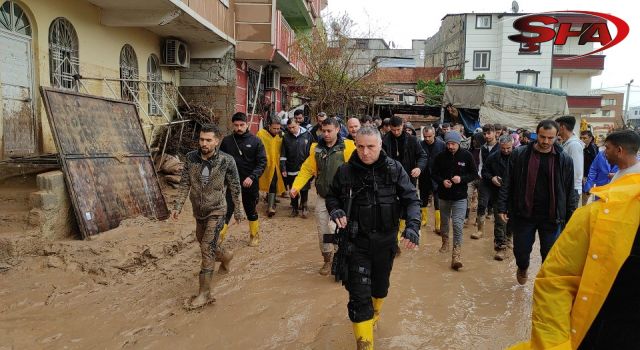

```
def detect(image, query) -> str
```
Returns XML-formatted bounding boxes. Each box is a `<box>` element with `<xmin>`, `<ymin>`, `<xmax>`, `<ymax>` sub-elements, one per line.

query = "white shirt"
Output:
<box><xmin>562</xmin><ymin>134</ymin><xmax>584</xmax><ymax>193</ymax></box>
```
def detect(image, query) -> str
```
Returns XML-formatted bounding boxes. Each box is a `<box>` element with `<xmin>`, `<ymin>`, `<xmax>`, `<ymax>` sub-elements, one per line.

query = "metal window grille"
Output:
<box><xmin>120</xmin><ymin>44</ymin><xmax>139</xmax><ymax>101</ymax></box>
<box><xmin>147</xmin><ymin>54</ymin><xmax>162</xmax><ymax>115</ymax></box>
<box><xmin>49</xmin><ymin>17</ymin><xmax>79</xmax><ymax>90</ymax></box>
<box><xmin>0</xmin><ymin>1</ymin><xmax>31</xmax><ymax>36</ymax></box>
<box><xmin>280</xmin><ymin>84</ymin><xmax>287</xmax><ymax>111</ymax></box>
<box><xmin>247</xmin><ymin>68</ymin><xmax>264</xmax><ymax>114</ymax></box>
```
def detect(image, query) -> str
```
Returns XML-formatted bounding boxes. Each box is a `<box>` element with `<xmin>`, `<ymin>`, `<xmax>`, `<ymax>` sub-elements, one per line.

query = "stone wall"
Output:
<box><xmin>28</xmin><ymin>171</ymin><xmax>76</xmax><ymax>240</ymax></box>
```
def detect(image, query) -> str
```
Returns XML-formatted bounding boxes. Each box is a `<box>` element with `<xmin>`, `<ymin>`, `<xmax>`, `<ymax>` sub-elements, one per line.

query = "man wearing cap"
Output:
<box><xmin>432</xmin><ymin>131</ymin><xmax>478</xmax><ymax>270</ymax></box>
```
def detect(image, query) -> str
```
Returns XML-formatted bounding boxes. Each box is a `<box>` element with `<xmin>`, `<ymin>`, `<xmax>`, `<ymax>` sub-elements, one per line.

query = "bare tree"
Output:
<box><xmin>291</xmin><ymin>13</ymin><xmax>387</xmax><ymax>116</ymax></box>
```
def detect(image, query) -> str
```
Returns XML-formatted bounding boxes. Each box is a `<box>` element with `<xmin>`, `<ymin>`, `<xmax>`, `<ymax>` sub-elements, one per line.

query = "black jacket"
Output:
<box><xmin>431</xmin><ymin>148</ymin><xmax>478</xmax><ymax>201</ymax></box>
<box><xmin>280</xmin><ymin>127</ymin><xmax>313</xmax><ymax>173</ymax></box>
<box><xmin>419</xmin><ymin>138</ymin><xmax>446</xmax><ymax>189</ymax></box>
<box><xmin>382</xmin><ymin>133</ymin><xmax>428</xmax><ymax>183</ymax></box>
<box><xmin>584</xmin><ymin>142</ymin><xmax>599</xmax><ymax>175</ymax></box>
<box><xmin>325</xmin><ymin>152</ymin><xmax>421</xmax><ymax>247</ymax></box>
<box><xmin>481</xmin><ymin>151</ymin><xmax>512</xmax><ymax>197</ymax></box>
<box><xmin>480</xmin><ymin>142</ymin><xmax>499</xmax><ymax>178</ymax></box>
<box><xmin>497</xmin><ymin>143</ymin><xmax>578</xmax><ymax>224</ymax></box>
<box><xmin>219</xmin><ymin>131</ymin><xmax>267</xmax><ymax>185</ymax></box>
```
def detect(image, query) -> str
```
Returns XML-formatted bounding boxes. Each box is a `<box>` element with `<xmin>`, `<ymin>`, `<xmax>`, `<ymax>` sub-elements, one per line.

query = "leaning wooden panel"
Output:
<box><xmin>40</xmin><ymin>87</ymin><xmax>169</xmax><ymax>239</ymax></box>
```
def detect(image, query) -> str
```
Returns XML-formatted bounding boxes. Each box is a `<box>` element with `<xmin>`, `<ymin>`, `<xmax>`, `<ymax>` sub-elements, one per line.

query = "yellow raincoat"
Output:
<box><xmin>509</xmin><ymin>173</ymin><xmax>640</xmax><ymax>350</ymax></box>
<box><xmin>257</xmin><ymin>128</ymin><xmax>285</xmax><ymax>193</ymax></box>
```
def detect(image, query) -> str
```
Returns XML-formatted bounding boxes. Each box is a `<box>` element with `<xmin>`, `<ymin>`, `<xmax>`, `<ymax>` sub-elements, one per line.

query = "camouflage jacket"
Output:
<box><xmin>174</xmin><ymin>149</ymin><xmax>244</xmax><ymax>221</ymax></box>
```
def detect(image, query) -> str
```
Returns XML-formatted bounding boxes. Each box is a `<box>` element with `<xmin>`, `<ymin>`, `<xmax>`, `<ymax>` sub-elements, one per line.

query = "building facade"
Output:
<box><xmin>585</xmin><ymin>89</ymin><xmax>624</xmax><ymax>137</ymax></box>
<box><xmin>423</xmin><ymin>12</ymin><xmax>605</xmax><ymax>118</ymax></box>
<box><xmin>0</xmin><ymin>0</ymin><xmax>235</xmax><ymax>160</ymax></box>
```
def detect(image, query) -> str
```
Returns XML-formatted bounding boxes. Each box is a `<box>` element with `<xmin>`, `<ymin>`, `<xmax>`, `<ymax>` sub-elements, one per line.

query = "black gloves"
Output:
<box><xmin>402</xmin><ymin>228</ymin><xmax>420</xmax><ymax>245</ymax></box>
<box><xmin>330</xmin><ymin>209</ymin><xmax>346</xmax><ymax>223</ymax></box>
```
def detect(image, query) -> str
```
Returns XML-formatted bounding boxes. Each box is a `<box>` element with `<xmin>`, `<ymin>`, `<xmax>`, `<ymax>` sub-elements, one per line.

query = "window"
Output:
<box><xmin>119</xmin><ymin>44</ymin><xmax>139</xmax><ymax>101</ymax></box>
<box><xmin>517</xmin><ymin>70</ymin><xmax>539</xmax><ymax>87</ymax></box>
<box><xmin>602</xmin><ymin>110</ymin><xmax>611</xmax><ymax>117</ymax></box>
<box><xmin>0</xmin><ymin>1</ymin><xmax>31</xmax><ymax>36</ymax></box>
<box><xmin>552</xmin><ymin>76</ymin><xmax>562</xmax><ymax>89</ymax></box>
<box><xmin>473</xmin><ymin>50</ymin><xmax>490</xmax><ymax>71</ymax></box>
<box><xmin>247</xmin><ymin>67</ymin><xmax>264</xmax><ymax>114</ymax></box>
<box><xmin>602</xmin><ymin>98</ymin><xmax>616</xmax><ymax>106</ymax></box>
<box><xmin>355</xmin><ymin>39</ymin><xmax>367</xmax><ymax>49</ymax></box>
<box><xmin>147</xmin><ymin>54</ymin><xmax>162</xmax><ymax>115</ymax></box>
<box><xmin>280</xmin><ymin>84</ymin><xmax>287</xmax><ymax>111</ymax></box>
<box><xmin>519</xmin><ymin>32</ymin><xmax>541</xmax><ymax>54</ymax></box>
<box><xmin>476</xmin><ymin>15</ymin><xmax>492</xmax><ymax>29</ymax></box>
<box><xmin>49</xmin><ymin>18</ymin><xmax>79</xmax><ymax>90</ymax></box>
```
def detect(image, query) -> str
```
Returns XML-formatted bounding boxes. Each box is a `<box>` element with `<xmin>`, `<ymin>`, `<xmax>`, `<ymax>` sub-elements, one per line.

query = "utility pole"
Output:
<box><xmin>624</xmin><ymin>78</ymin><xmax>634</xmax><ymax>127</ymax></box>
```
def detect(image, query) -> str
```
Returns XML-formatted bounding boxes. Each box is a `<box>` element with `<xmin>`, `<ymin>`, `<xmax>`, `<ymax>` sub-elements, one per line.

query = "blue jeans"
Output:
<box><xmin>512</xmin><ymin>216</ymin><xmax>561</xmax><ymax>270</ymax></box>
<box><xmin>439</xmin><ymin>198</ymin><xmax>467</xmax><ymax>246</ymax></box>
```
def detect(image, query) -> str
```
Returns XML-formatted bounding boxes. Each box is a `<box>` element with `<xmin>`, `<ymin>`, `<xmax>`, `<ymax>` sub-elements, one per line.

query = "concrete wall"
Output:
<box><xmin>28</xmin><ymin>171</ymin><xmax>75</xmax><ymax>240</ymax></box>
<box><xmin>180</xmin><ymin>49</ymin><xmax>237</xmax><ymax>132</ymax></box>
<box><xmin>422</xmin><ymin>15</ymin><xmax>466</xmax><ymax>74</ymax></box>
<box><xmin>8</xmin><ymin>0</ymin><xmax>179</xmax><ymax>156</ymax></box>
<box><xmin>553</xmin><ymin>73</ymin><xmax>593</xmax><ymax>95</ymax></box>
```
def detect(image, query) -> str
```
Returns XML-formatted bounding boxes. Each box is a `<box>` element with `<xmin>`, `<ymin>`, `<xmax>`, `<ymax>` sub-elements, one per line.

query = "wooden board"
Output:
<box><xmin>40</xmin><ymin>87</ymin><xmax>169</xmax><ymax>239</ymax></box>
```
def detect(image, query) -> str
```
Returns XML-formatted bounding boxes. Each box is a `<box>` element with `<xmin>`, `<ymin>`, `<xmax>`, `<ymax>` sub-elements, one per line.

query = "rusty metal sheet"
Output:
<box><xmin>40</xmin><ymin>87</ymin><xmax>169</xmax><ymax>239</ymax></box>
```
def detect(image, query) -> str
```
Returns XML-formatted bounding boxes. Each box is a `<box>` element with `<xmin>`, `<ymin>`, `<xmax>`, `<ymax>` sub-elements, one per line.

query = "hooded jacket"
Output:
<box><xmin>419</xmin><ymin>137</ymin><xmax>446</xmax><ymax>190</ymax></box>
<box><xmin>219</xmin><ymin>131</ymin><xmax>267</xmax><ymax>187</ymax></box>
<box><xmin>325</xmin><ymin>151</ymin><xmax>421</xmax><ymax>247</ymax></box>
<box><xmin>280</xmin><ymin>126</ymin><xmax>313</xmax><ymax>174</ymax></box>
<box><xmin>431</xmin><ymin>147</ymin><xmax>478</xmax><ymax>201</ymax></box>
<box><xmin>497</xmin><ymin>142</ymin><xmax>578</xmax><ymax>224</ymax></box>
<box><xmin>382</xmin><ymin>132</ymin><xmax>428</xmax><ymax>184</ymax></box>
<box><xmin>508</xmin><ymin>174</ymin><xmax>640</xmax><ymax>350</ymax></box>
<box><xmin>256</xmin><ymin>128</ymin><xmax>285</xmax><ymax>193</ymax></box>
<box><xmin>174</xmin><ymin>150</ymin><xmax>244</xmax><ymax>221</ymax></box>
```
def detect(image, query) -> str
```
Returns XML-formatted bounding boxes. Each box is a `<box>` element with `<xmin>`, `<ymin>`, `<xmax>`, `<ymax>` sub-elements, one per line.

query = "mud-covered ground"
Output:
<box><xmin>0</xmin><ymin>183</ymin><xmax>540</xmax><ymax>350</ymax></box>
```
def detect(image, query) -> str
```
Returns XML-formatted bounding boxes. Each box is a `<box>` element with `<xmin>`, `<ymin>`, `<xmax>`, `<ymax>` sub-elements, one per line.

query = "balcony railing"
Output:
<box><xmin>276</xmin><ymin>11</ymin><xmax>294</xmax><ymax>61</ymax></box>
<box><xmin>308</xmin><ymin>0</ymin><xmax>322</xmax><ymax>18</ymax></box>
<box><xmin>553</xmin><ymin>54</ymin><xmax>605</xmax><ymax>70</ymax></box>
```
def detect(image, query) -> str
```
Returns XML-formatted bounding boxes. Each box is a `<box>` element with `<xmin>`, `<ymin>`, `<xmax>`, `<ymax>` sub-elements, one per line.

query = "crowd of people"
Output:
<box><xmin>170</xmin><ymin>108</ymin><xmax>640</xmax><ymax>349</ymax></box>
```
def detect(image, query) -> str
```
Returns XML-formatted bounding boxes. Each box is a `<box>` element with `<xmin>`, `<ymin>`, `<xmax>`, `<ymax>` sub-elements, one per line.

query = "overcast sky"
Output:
<box><xmin>324</xmin><ymin>0</ymin><xmax>640</xmax><ymax>107</ymax></box>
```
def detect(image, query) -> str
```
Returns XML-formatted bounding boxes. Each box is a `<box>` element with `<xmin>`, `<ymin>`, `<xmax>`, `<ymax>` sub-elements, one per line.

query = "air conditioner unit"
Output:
<box><xmin>162</xmin><ymin>39</ymin><xmax>190</xmax><ymax>68</ymax></box>
<box><xmin>264</xmin><ymin>66</ymin><xmax>280</xmax><ymax>90</ymax></box>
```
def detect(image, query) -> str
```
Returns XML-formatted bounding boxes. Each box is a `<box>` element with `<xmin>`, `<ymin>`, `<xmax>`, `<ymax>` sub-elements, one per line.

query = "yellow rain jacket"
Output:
<box><xmin>257</xmin><ymin>128</ymin><xmax>285</xmax><ymax>193</ymax></box>
<box><xmin>509</xmin><ymin>173</ymin><xmax>640</xmax><ymax>350</ymax></box>
<box><xmin>291</xmin><ymin>139</ymin><xmax>356</xmax><ymax>194</ymax></box>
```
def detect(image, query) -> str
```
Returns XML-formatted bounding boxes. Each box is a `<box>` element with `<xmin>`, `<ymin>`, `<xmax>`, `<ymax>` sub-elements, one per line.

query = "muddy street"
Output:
<box><xmin>0</xmin><ymin>189</ymin><xmax>539</xmax><ymax>350</ymax></box>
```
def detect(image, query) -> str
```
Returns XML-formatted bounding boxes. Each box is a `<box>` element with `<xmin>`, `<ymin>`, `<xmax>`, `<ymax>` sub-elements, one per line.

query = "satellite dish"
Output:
<box><xmin>511</xmin><ymin>1</ymin><xmax>519</xmax><ymax>13</ymax></box>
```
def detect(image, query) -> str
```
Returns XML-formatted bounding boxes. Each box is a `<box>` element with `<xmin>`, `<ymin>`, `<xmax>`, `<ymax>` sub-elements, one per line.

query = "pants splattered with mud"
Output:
<box><xmin>346</xmin><ymin>243</ymin><xmax>396</xmax><ymax>323</ymax></box>
<box><xmin>195</xmin><ymin>215</ymin><xmax>225</xmax><ymax>271</ymax></box>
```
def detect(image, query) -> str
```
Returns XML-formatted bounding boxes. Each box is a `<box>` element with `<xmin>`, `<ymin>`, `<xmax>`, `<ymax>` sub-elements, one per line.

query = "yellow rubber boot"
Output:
<box><xmin>420</xmin><ymin>208</ymin><xmax>428</xmax><ymax>227</ymax></box>
<box><xmin>372</xmin><ymin>297</ymin><xmax>384</xmax><ymax>328</ymax></box>
<box><xmin>435</xmin><ymin>210</ymin><xmax>441</xmax><ymax>233</ymax></box>
<box><xmin>397</xmin><ymin>219</ymin><xmax>406</xmax><ymax>241</ymax></box>
<box><xmin>353</xmin><ymin>319</ymin><xmax>374</xmax><ymax>350</ymax></box>
<box><xmin>248</xmin><ymin>220</ymin><xmax>260</xmax><ymax>247</ymax></box>
<box><xmin>218</xmin><ymin>224</ymin><xmax>229</xmax><ymax>244</ymax></box>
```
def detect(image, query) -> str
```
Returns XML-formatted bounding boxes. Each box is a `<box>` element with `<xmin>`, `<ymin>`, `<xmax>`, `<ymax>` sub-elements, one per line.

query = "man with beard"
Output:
<box><xmin>291</xmin><ymin>117</ymin><xmax>356</xmax><ymax>276</ymax></box>
<box><xmin>257</xmin><ymin>116</ymin><xmax>286</xmax><ymax>217</ymax></box>
<box><xmin>419</xmin><ymin>126</ymin><xmax>445</xmax><ymax>233</ymax></box>
<box><xmin>325</xmin><ymin>126</ymin><xmax>421</xmax><ymax>350</ymax></box>
<box><xmin>481</xmin><ymin>135</ymin><xmax>514</xmax><ymax>261</ymax></box>
<box><xmin>219</xmin><ymin>112</ymin><xmax>267</xmax><ymax>247</ymax></box>
<box><xmin>173</xmin><ymin>124</ymin><xmax>244</xmax><ymax>309</ymax></box>
<box><xmin>280</xmin><ymin>118</ymin><xmax>313</xmax><ymax>217</ymax></box>
<box><xmin>473</xmin><ymin>124</ymin><xmax>499</xmax><ymax>239</ymax></box>
<box><xmin>382</xmin><ymin>116</ymin><xmax>427</xmax><ymax>245</ymax></box>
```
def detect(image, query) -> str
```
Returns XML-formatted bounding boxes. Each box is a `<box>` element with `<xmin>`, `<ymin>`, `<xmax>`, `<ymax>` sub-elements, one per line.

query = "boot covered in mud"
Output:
<box><xmin>218</xmin><ymin>223</ymin><xmax>229</xmax><ymax>244</ymax></box>
<box><xmin>215</xmin><ymin>247</ymin><xmax>234</xmax><ymax>274</ymax></box>
<box><xmin>471</xmin><ymin>217</ymin><xmax>484</xmax><ymax>239</ymax></box>
<box><xmin>439</xmin><ymin>234</ymin><xmax>450</xmax><ymax>253</ymax></box>
<box><xmin>188</xmin><ymin>270</ymin><xmax>215</xmax><ymax>309</ymax></box>
<box><xmin>494</xmin><ymin>248</ymin><xmax>506</xmax><ymax>261</ymax></box>
<box><xmin>289</xmin><ymin>206</ymin><xmax>299</xmax><ymax>217</ymax></box>
<box><xmin>420</xmin><ymin>208</ymin><xmax>428</xmax><ymax>227</ymax></box>
<box><xmin>372</xmin><ymin>297</ymin><xmax>384</xmax><ymax>328</ymax></box>
<box><xmin>300</xmin><ymin>197</ymin><xmax>309</xmax><ymax>219</ymax></box>
<box><xmin>353</xmin><ymin>319</ymin><xmax>374</xmax><ymax>350</ymax></box>
<box><xmin>248</xmin><ymin>220</ymin><xmax>260</xmax><ymax>247</ymax></box>
<box><xmin>434</xmin><ymin>210</ymin><xmax>441</xmax><ymax>235</ymax></box>
<box><xmin>267</xmin><ymin>193</ymin><xmax>277</xmax><ymax>217</ymax></box>
<box><xmin>319</xmin><ymin>252</ymin><xmax>333</xmax><ymax>276</ymax></box>
<box><xmin>451</xmin><ymin>245</ymin><xmax>463</xmax><ymax>271</ymax></box>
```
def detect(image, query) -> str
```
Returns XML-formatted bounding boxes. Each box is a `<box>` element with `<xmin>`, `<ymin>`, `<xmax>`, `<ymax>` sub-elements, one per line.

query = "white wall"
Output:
<box><xmin>464</xmin><ymin>14</ymin><xmax>500</xmax><ymax>80</ymax></box>
<box><xmin>553</xmin><ymin>73</ymin><xmax>593</xmax><ymax>95</ymax></box>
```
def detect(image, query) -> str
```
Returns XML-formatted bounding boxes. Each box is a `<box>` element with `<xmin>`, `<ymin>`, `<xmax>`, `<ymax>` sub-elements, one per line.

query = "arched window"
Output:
<box><xmin>0</xmin><ymin>1</ymin><xmax>32</xmax><ymax>36</ymax></box>
<box><xmin>147</xmin><ymin>54</ymin><xmax>162</xmax><ymax>115</ymax></box>
<box><xmin>49</xmin><ymin>17</ymin><xmax>79</xmax><ymax>90</ymax></box>
<box><xmin>119</xmin><ymin>44</ymin><xmax>138</xmax><ymax>101</ymax></box>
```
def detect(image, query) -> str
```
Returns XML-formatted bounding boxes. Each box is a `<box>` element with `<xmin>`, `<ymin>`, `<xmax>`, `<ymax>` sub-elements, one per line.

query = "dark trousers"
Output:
<box><xmin>512</xmin><ymin>216</ymin><xmax>561</xmax><ymax>270</ymax></box>
<box><xmin>477</xmin><ymin>181</ymin><xmax>492</xmax><ymax>217</ymax></box>
<box><xmin>268</xmin><ymin>170</ymin><xmax>278</xmax><ymax>194</ymax></box>
<box><xmin>345</xmin><ymin>244</ymin><xmax>396</xmax><ymax>323</ymax></box>
<box><xmin>419</xmin><ymin>184</ymin><xmax>439</xmax><ymax>210</ymax></box>
<box><xmin>284</xmin><ymin>174</ymin><xmax>308</xmax><ymax>209</ymax></box>
<box><xmin>225</xmin><ymin>185</ymin><xmax>259</xmax><ymax>222</ymax></box>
